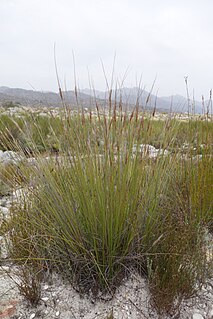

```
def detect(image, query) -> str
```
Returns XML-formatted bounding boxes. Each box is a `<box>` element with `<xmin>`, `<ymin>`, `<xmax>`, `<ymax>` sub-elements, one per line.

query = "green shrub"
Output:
<box><xmin>4</xmin><ymin>106</ymin><xmax>213</xmax><ymax>314</ymax></box>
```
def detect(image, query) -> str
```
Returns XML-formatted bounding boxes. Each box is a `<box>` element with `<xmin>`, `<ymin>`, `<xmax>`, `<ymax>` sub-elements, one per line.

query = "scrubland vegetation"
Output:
<box><xmin>0</xmin><ymin>100</ymin><xmax>212</xmax><ymax>316</ymax></box>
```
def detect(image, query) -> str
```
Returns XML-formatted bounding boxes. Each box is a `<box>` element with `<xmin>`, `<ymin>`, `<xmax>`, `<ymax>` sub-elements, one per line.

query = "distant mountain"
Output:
<box><xmin>81</xmin><ymin>87</ymin><xmax>203</xmax><ymax>113</ymax></box>
<box><xmin>0</xmin><ymin>86</ymin><xmax>204</xmax><ymax>113</ymax></box>
<box><xmin>160</xmin><ymin>94</ymin><xmax>204</xmax><ymax>114</ymax></box>
<box><xmin>0</xmin><ymin>86</ymin><xmax>60</xmax><ymax>106</ymax></box>
<box><xmin>0</xmin><ymin>86</ymin><xmax>93</xmax><ymax>108</ymax></box>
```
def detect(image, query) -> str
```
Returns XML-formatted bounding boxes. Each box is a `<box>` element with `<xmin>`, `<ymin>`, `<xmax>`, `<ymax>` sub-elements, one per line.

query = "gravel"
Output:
<box><xmin>0</xmin><ymin>266</ymin><xmax>212</xmax><ymax>319</ymax></box>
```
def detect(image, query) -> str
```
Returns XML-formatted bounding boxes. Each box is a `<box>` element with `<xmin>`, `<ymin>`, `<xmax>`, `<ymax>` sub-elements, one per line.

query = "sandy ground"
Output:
<box><xmin>0</xmin><ymin>265</ymin><xmax>213</xmax><ymax>319</ymax></box>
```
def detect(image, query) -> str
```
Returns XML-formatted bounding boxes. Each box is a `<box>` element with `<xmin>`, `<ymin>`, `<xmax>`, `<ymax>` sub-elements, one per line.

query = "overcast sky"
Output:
<box><xmin>0</xmin><ymin>0</ymin><xmax>213</xmax><ymax>98</ymax></box>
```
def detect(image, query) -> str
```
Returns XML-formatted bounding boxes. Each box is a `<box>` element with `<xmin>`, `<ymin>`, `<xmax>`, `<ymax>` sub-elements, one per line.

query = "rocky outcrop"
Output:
<box><xmin>0</xmin><ymin>151</ymin><xmax>24</xmax><ymax>165</ymax></box>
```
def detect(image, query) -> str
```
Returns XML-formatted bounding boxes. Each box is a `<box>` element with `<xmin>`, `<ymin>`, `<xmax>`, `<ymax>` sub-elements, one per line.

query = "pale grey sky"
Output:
<box><xmin>0</xmin><ymin>0</ymin><xmax>213</xmax><ymax>99</ymax></box>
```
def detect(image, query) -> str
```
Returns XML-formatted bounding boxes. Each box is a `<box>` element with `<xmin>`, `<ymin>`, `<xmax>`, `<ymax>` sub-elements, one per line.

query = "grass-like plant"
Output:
<box><xmin>1</xmin><ymin>98</ymin><xmax>212</xmax><ymax>314</ymax></box>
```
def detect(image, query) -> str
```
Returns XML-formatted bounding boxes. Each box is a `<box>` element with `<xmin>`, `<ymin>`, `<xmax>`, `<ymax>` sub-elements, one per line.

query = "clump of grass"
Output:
<box><xmin>2</xmin><ymin>93</ymin><xmax>213</xmax><ymax>314</ymax></box>
<box><xmin>15</xmin><ymin>264</ymin><xmax>42</xmax><ymax>306</ymax></box>
<box><xmin>3</xmin><ymin>260</ymin><xmax>43</xmax><ymax>306</ymax></box>
<box><xmin>146</xmin><ymin>214</ymin><xmax>207</xmax><ymax>314</ymax></box>
<box><xmin>143</xmin><ymin>128</ymin><xmax>212</xmax><ymax>313</ymax></box>
<box><xmin>0</xmin><ymin>112</ymin><xmax>64</xmax><ymax>154</ymax></box>
<box><xmin>0</xmin><ymin>163</ymin><xmax>19</xmax><ymax>196</ymax></box>
<box><xmin>0</xmin><ymin>114</ymin><xmax>24</xmax><ymax>151</ymax></box>
<box><xmin>0</xmin><ymin>161</ymin><xmax>31</xmax><ymax>197</ymax></box>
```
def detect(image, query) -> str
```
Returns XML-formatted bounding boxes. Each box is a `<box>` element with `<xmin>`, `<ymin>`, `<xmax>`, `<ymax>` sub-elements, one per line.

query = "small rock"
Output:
<box><xmin>0</xmin><ymin>300</ymin><xmax>18</xmax><ymax>319</ymax></box>
<box><xmin>0</xmin><ymin>207</ymin><xmax>9</xmax><ymax>217</ymax></box>
<box><xmin>41</xmin><ymin>297</ymin><xmax>49</xmax><ymax>302</ymax></box>
<box><xmin>132</xmin><ymin>144</ymin><xmax>169</xmax><ymax>158</ymax></box>
<box><xmin>192</xmin><ymin>314</ymin><xmax>204</xmax><ymax>319</ymax></box>
<box><xmin>29</xmin><ymin>314</ymin><xmax>36</xmax><ymax>319</ymax></box>
<box><xmin>0</xmin><ymin>151</ymin><xmax>23</xmax><ymax>165</ymax></box>
<box><xmin>209</xmin><ymin>307</ymin><xmax>213</xmax><ymax>319</ymax></box>
<box><xmin>55</xmin><ymin>311</ymin><xmax>60</xmax><ymax>317</ymax></box>
<box><xmin>0</xmin><ymin>198</ymin><xmax>8</xmax><ymax>207</ymax></box>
